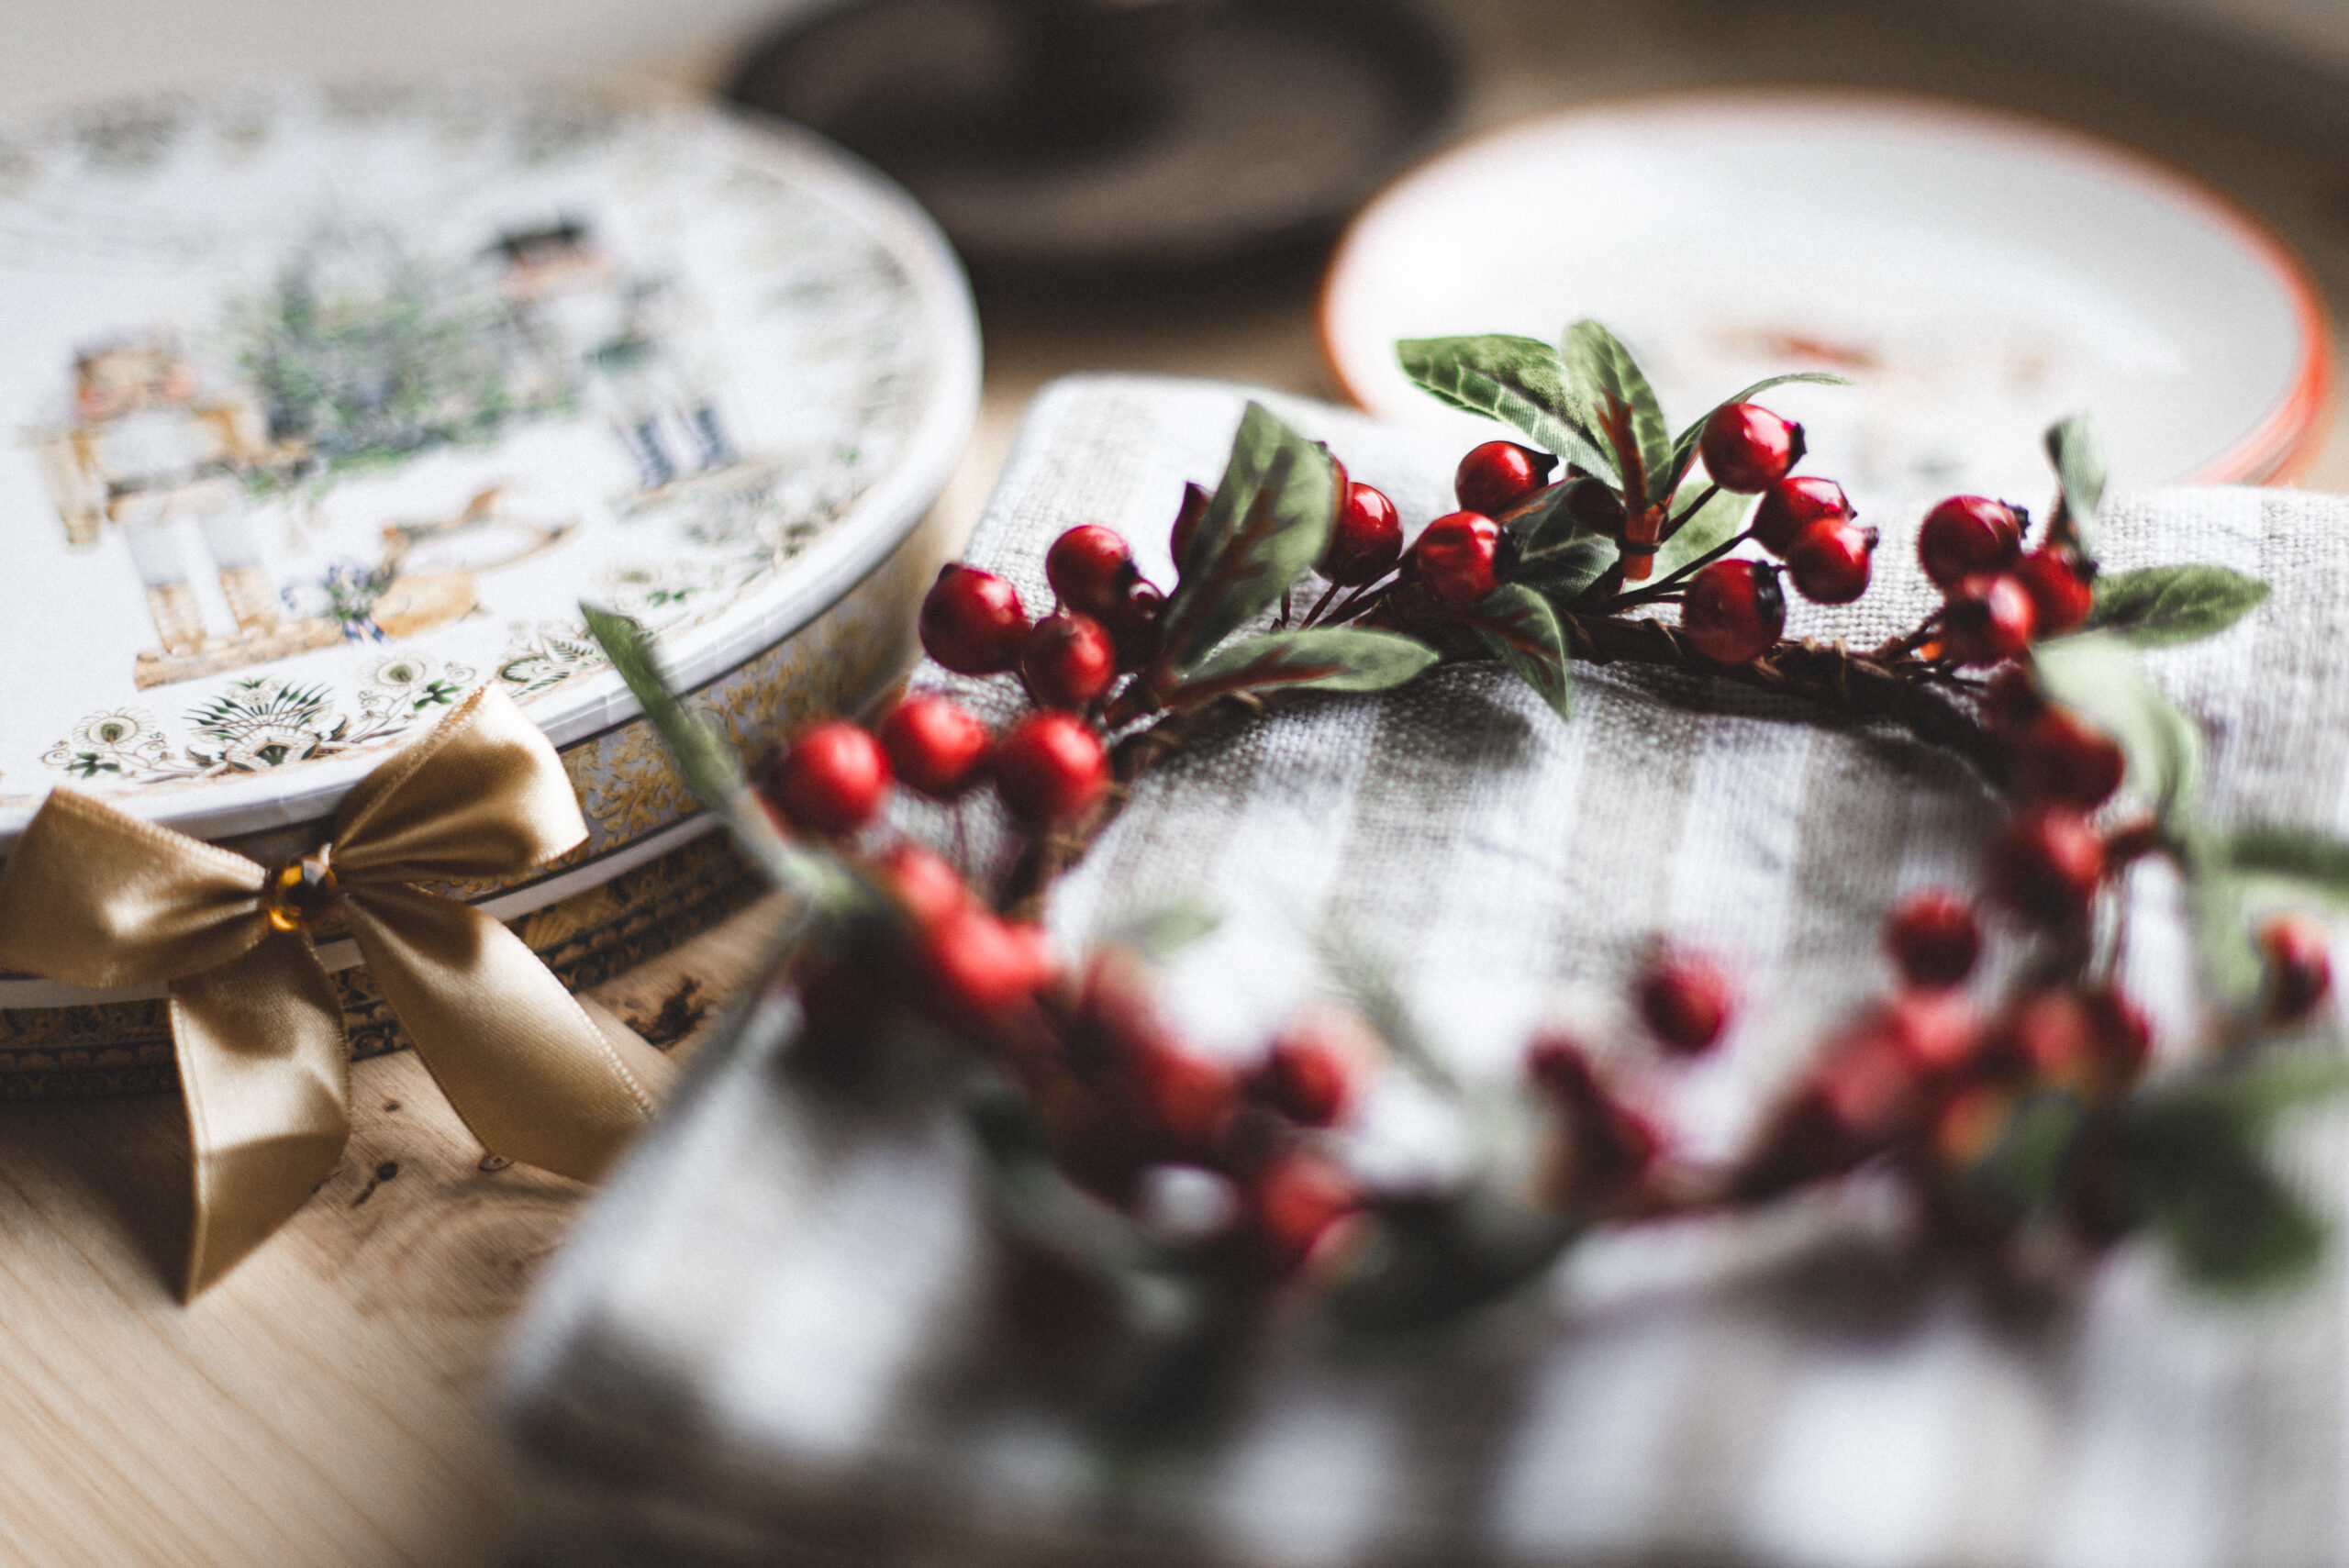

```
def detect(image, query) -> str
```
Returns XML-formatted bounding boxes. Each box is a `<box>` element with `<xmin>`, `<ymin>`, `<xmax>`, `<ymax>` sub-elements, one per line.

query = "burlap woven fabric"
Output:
<box><xmin>503</xmin><ymin>376</ymin><xmax>2349</xmax><ymax>1568</ymax></box>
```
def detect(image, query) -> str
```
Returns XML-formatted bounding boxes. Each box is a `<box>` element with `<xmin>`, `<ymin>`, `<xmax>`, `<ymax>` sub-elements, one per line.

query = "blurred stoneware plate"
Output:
<box><xmin>1323</xmin><ymin>91</ymin><xmax>2332</xmax><ymax>517</ymax></box>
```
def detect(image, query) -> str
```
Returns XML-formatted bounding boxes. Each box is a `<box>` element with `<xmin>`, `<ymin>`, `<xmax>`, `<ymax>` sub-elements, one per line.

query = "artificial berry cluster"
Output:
<box><xmin>1673</xmin><ymin>404</ymin><xmax>1872</xmax><ymax>662</ymax></box>
<box><xmin>747</xmin><ymin>526</ymin><xmax>1407</xmax><ymax>1290</ymax></box>
<box><xmin>583</xmin><ymin>316</ymin><xmax>2332</xmax><ymax>1360</ymax></box>
<box><xmin>863</xmin><ymin>390</ymin><xmax>2226</xmax><ymax>1281</ymax></box>
<box><xmin>1519</xmin><ymin>874</ymin><xmax>2332</xmax><ymax>1262</ymax></box>
<box><xmin>761</xmin><ymin>697</ymin><xmax>1110</xmax><ymax>837</ymax></box>
<box><xmin>787</xmin><ymin>841</ymin><xmax>1370</xmax><ymax>1288</ymax></box>
<box><xmin>1911</xmin><ymin>495</ymin><xmax>2096</xmax><ymax>664</ymax></box>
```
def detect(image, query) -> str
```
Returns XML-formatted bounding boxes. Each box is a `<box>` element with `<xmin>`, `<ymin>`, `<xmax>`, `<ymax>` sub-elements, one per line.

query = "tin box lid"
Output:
<box><xmin>0</xmin><ymin>80</ymin><xmax>980</xmax><ymax>851</ymax></box>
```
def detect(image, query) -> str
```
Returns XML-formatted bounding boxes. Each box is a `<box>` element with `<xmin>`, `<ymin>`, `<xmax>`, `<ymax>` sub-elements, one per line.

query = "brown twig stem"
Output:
<box><xmin>996</xmin><ymin>623</ymin><xmax>2003</xmax><ymax>917</ymax></box>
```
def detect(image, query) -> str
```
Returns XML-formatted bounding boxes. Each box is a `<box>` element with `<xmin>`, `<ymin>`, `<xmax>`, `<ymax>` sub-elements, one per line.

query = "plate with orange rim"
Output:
<box><xmin>1321</xmin><ymin>90</ymin><xmax>2332</xmax><ymax>520</ymax></box>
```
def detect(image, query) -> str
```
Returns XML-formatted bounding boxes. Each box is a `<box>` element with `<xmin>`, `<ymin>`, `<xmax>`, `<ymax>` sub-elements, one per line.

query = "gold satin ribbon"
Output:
<box><xmin>0</xmin><ymin>685</ymin><xmax>674</xmax><ymax>1296</ymax></box>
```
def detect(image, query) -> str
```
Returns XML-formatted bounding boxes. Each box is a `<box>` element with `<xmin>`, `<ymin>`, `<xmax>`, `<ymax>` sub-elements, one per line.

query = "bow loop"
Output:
<box><xmin>0</xmin><ymin>786</ymin><xmax>268</xmax><ymax>989</ymax></box>
<box><xmin>0</xmin><ymin>684</ymin><xmax>668</xmax><ymax>1297</ymax></box>
<box><xmin>329</xmin><ymin>684</ymin><xmax>589</xmax><ymax>884</ymax></box>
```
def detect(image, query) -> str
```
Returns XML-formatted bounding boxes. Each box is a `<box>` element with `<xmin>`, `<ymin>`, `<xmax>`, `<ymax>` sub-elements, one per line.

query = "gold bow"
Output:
<box><xmin>0</xmin><ymin>685</ymin><xmax>674</xmax><ymax>1296</ymax></box>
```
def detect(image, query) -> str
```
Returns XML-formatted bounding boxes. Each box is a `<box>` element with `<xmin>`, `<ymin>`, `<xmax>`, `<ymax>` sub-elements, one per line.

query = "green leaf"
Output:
<box><xmin>582</xmin><ymin>604</ymin><xmax>851</xmax><ymax>901</ymax></box>
<box><xmin>2032</xmin><ymin>631</ymin><xmax>2203</xmax><ymax>820</ymax></box>
<box><xmin>1174</xmin><ymin>628</ymin><xmax>1438</xmax><ymax>701</ymax></box>
<box><xmin>1099</xmin><ymin>902</ymin><xmax>1221</xmax><ymax>964</ymax></box>
<box><xmin>1658</xmin><ymin>371</ymin><xmax>1850</xmax><ymax>501</ymax></box>
<box><xmin>1161</xmin><ymin>403</ymin><xmax>1342</xmax><ymax>673</ymax></box>
<box><xmin>1516</xmin><ymin>533</ymin><xmax>1616</xmax><ymax>600</ymax></box>
<box><xmin>1966</xmin><ymin>1088</ymin><xmax>2088</xmax><ymax>1218</ymax></box>
<box><xmin>2130</xmin><ymin>1107</ymin><xmax>2324</xmax><ymax>1293</ymax></box>
<box><xmin>2045</xmin><ymin>413</ymin><xmax>2106</xmax><ymax>560</ymax></box>
<box><xmin>2121</xmin><ymin>1054</ymin><xmax>2349</xmax><ymax>1293</ymax></box>
<box><xmin>1508</xmin><ymin>476</ymin><xmax>1598</xmax><ymax>548</ymax></box>
<box><xmin>2204</xmin><ymin>828</ymin><xmax>2349</xmax><ymax>1005</ymax></box>
<box><xmin>1326</xmin><ymin>1184</ymin><xmax>1581</xmax><ymax>1333</ymax></box>
<box><xmin>1560</xmin><ymin>319</ymin><xmax>1671</xmax><ymax>506</ymax></box>
<box><xmin>584</xmin><ymin>603</ymin><xmax>746</xmax><ymax>807</ymax></box>
<box><xmin>2217</xmin><ymin>1045</ymin><xmax>2349</xmax><ymax>1123</ymax></box>
<box><xmin>2221</xmin><ymin>824</ymin><xmax>2349</xmax><ymax>906</ymax></box>
<box><xmin>1397</xmin><ymin>336</ymin><xmax>1614</xmax><ymax>478</ymax></box>
<box><xmin>1504</xmin><ymin>479</ymin><xmax>1616</xmax><ymax>599</ymax></box>
<box><xmin>2183</xmin><ymin>843</ymin><xmax>2267</xmax><ymax>1012</ymax></box>
<box><xmin>1460</xmin><ymin>583</ymin><xmax>1572</xmax><ymax>719</ymax></box>
<box><xmin>2081</xmin><ymin>565</ymin><xmax>2270</xmax><ymax>647</ymax></box>
<box><xmin>963</xmin><ymin>1086</ymin><xmax>1188</xmax><ymax>1328</ymax></box>
<box><xmin>1312</xmin><ymin>921</ymin><xmax>1458</xmax><ymax>1095</ymax></box>
<box><xmin>1652</xmin><ymin>485</ymin><xmax>1752</xmax><ymax>581</ymax></box>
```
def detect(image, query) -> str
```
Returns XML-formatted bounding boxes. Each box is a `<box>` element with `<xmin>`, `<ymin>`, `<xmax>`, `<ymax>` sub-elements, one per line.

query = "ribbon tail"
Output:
<box><xmin>170</xmin><ymin>931</ymin><xmax>351</xmax><ymax>1298</ymax></box>
<box><xmin>344</xmin><ymin>884</ymin><xmax>674</xmax><ymax>1184</ymax></box>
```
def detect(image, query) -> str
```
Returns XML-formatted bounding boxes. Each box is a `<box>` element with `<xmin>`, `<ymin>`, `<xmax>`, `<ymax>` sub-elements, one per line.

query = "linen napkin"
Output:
<box><xmin>501</xmin><ymin>375</ymin><xmax>2349</xmax><ymax>1568</ymax></box>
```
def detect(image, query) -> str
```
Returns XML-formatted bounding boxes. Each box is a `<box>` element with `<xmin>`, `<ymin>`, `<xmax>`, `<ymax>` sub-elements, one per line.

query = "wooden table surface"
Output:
<box><xmin>14</xmin><ymin>3</ymin><xmax>2349</xmax><ymax>1562</ymax></box>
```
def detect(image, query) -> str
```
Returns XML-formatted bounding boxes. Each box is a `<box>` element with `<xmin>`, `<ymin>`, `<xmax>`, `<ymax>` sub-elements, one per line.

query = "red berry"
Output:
<box><xmin>1169</xmin><ymin>482</ymin><xmax>1210</xmax><ymax>568</ymax></box>
<box><xmin>1785</xmin><ymin>519</ymin><xmax>1877</xmax><ymax>605</ymax></box>
<box><xmin>1527</xmin><ymin>1033</ymin><xmax>1604</xmax><ymax>1098</ymax></box>
<box><xmin>1887</xmin><ymin>889</ymin><xmax>1981</xmax><ymax>988</ymax></box>
<box><xmin>1987</xmin><ymin>806</ymin><xmax>2106</xmax><ymax>920</ymax></box>
<box><xmin>2015</xmin><ymin>544</ymin><xmax>2095</xmax><ymax>637</ymax></box>
<box><xmin>2006</xmin><ymin>989</ymin><xmax>2097</xmax><ymax>1084</ymax></box>
<box><xmin>877</xmin><ymin>693</ymin><xmax>991</xmax><ymax>799</ymax></box>
<box><xmin>993</xmin><ymin>712</ymin><xmax>1109</xmax><ymax>825</ymax></box>
<box><xmin>1752</xmin><ymin>475</ymin><xmax>1854</xmax><ymax>556</ymax></box>
<box><xmin>1940</xmin><ymin>573</ymin><xmax>2037</xmax><ymax>666</ymax></box>
<box><xmin>1046</xmin><ymin>524</ymin><xmax>1141</xmax><ymax>619</ymax></box>
<box><xmin>917</xmin><ymin>907</ymin><xmax>1056</xmax><ymax>1018</ymax></box>
<box><xmin>1731</xmin><ymin>1030</ymin><xmax>1920</xmax><ymax>1200</ymax></box>
<box><xmin>1525</xmin><ymin>1034</ymin><xmax>1662</xmax><ymax>1199</ymax></box>
<box><xmin>1980</xmin><ymin>665</ymin><xmax>2044</xmax><ymax>738</ymax></box>
<box><xmin>1987</xmin><ymin>986</ymin><xmax>2145</xmax><ymax>1090</ymax></box>
<box><xmin>1454</xmin><ymin>440</ymin><xmax>1557</xmax><ymax>518</ymax></box>
<box><xmin>1247</xmin><ymin>1151</ymin><xmax>1358</xmax><ymax>1274</ymax></box>
<box><xmin>2009</xmin><ymin>707</ymin><xmax>2124</xmax><ymax>810</ymax></box>
<box><xmin>1321</xmin><ymin>481</ymin><xmax>1404</xmax><ymax>585</ymax></box>
<box><xmin>1257</xmin><ymin>1021</ymin><xmax>1358</xmax><ymax>1128</ymax></box>
<box><xmin>762</xmin><ymin>721</ymin><xmax>891</xmax><ymax>835</ymax></box>
<box><xmin>1698</xmin><ymin>403</ymin><xmax>1805</xmax><ymax>493</ymax></box>
<box><xmin>2082</xmin><ymin>986</ymin><xmax>2152</xmax><ymax>1081</ymax></box>
<box><xmin>2258</xmin><ymin>914</ymin><xmax>2332</xmax><ymax>1022</ymax></box>
<box><xmin>1918</xmin><ymin>496</ymin><xmax>2023</xmax><ymax>588</ymax></box>
<box><xmin>919</xmin><ymin>563</ymin><xmax>1030</xmax><ymax>675</ymax></box>
<box><xmin>873</xmin><ymin>841</ymin><xmax>967</xmax><ymax>926</ymax></box>
<box><xmin>1101</xmin><ymin>579</ymin><xmax>1165</xmax><ymax>671</ymax></box>
<box><xmin>1933</xmin><ymin>1083</ymin><xmax>2013</xmax><ymax>1167</ymax></box>
<box><xmin>1814</xmin><ymin>1031</ymin><xmax>1925</xmax><ymax>1145</ymax></box>
<box><xmin>1882</xmin><ymin>989</ymin><xmax>1981</xmax><ymax>1075</ymax></box>
<box><xmin>1408</xmin><ymin>511</ymin><xmax>1503</xmax><ymax>605</ymax></box>
<box><xmin>1128</xmin><ymin>1039</ymin><xmax>1241</xmax><ymax>1157</ymax></box>
<box><xmin>1019</xmin><ymin>610</ymin><xmax>1118</xmax><ymax>709</ymax></box>
<box><xmin>1680</xmin><ymin>559</ymin><xmax>1786</xmax><ymax>663</ymax></box>
<box><xmin>1638</xmin><ymin>950</ymin><xmax>1734</xmax><ymax>1055</ymax></box>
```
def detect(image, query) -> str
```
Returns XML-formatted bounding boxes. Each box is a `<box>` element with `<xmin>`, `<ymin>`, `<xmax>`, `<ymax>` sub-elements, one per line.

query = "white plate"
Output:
<box><xmin>1323</xmin><ymin>91</ymin><xmax>2331</xmax><ymax>521</ymax></box>
<box><xmin>0</xmin><ymin>81</ymin><xmax>979</xmax><ymax>849</ymax></box>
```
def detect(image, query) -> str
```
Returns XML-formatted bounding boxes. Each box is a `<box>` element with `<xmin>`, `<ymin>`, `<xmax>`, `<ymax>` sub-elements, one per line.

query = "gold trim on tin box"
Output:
<box><xmin>0</xmin><ymin>519</ymin><xmax>940</xmax><ymax>1101</ymax></box>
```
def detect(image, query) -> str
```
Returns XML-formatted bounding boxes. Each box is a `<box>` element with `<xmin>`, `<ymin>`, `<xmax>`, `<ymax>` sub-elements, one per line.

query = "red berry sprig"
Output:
<box><xmin>583</xmin><ymin>325</ymin><xmax>2332</xmax><ymax>1350</ymax></box>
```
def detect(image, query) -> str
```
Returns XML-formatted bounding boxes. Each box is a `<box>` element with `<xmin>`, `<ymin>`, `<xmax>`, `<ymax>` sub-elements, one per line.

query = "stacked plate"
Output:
<box><xmin>1323</xmin><ymin>92</ymin><xmax>2332</xmax><ymax>518</ymax></box>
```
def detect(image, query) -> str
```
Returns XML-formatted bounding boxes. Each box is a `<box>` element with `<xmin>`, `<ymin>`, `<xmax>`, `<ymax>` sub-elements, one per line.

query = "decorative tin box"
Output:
<box><xmin>0</xmin><ymin>82</ymin><xmax>981</xmax><ymax>1097</ymax></box>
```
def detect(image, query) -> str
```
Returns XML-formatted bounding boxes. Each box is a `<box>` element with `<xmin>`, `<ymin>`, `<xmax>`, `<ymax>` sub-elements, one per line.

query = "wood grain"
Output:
<box><xmin>0</xmin><ymin>895</ymin><xmax>786</xmax><ymax>1568</ymax></box>
<box><xmin>9</xmin><ymin>6</ymin><xmax>2349</xmax><ymax>1556</ymax></box>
